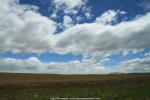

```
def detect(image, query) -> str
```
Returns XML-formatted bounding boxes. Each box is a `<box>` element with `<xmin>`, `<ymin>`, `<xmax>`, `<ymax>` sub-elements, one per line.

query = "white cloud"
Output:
<box><xmin>96</xmin><ymin>10</ymin><xmax>118</xmax><ymax>25</ymax></box>
<box><xmin>0</xmin><ymin>57</ymin><xmax>110</xmax><ymax>74</ymax></box>
<box><xmin>95</xmin><ymin>10</ymin><xmax>127</xmax><ymax>25</ymax></box>
<box><xmin>1</xmin><ymin>55</ymin><xmax>150</xmax><ymax>74</ymax></box>
<box><xmin>0</xmin><ymin>0</ymin><xmax>57</xmax><ymax>53</ymax></box>
<box><xmin>114</xmin><ymin>57</ymin><xmax>150</xmax><ymax>73</ymax></box>
<box><xmin>63</xmin><ymin>15</ymin><xmax>74</xmax><ymax>29</ymax></box>
<box><xmin>85</xmin><ymin>12</ymin><xmax>92</xmax><ymax>19</ymax></box>
<box><xmin>52</xmin><ymin>0</ymin><xmax>86</xmax><ymax>14</ymax></box>
<box><xmin>0</xmin><ymin>57</ymin><xmax>40</xmax><ymax>73</ymax></box>
<box><xmin>76</xmin><ymin>16</ymin><xmax>83</xmax><ymax>23</ymax></box>
<box><xmin>119</xmin><ymin>11</ymin><xmax>127</xmax><ymax>15</ymax></box>
<box><xmin>55</xmin><ymin>11</ymin><xmax>150</xmax><ymax>60</ymax></box>
<box><xmin>82</xmin><ymin>5</ymin><xmax>93</xmax><ymax>19</ymax></box>
<box><xmin>50</xmin><ymin>10</ymin><xmax>57</xmax><ymax>19</ymax></box>
<box><xmin>51</xmin><ymin>0</ymin><xmax>93</xmax><ymax>23</ymax></box>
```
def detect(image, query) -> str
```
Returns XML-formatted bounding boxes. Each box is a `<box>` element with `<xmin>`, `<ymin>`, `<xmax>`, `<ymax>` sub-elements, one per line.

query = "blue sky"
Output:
<box><xmin>20</xmin><ymin>0</ymin><xmax>149</xmax><ymax>21</ymax></box>
<box><xmin>0</xmin><ymin>0</ymin><xmax>150</xmax><ymax>74</ymax></box>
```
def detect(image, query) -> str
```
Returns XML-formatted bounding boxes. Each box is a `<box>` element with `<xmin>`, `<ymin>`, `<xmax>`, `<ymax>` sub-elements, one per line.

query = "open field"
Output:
<box><xmin>0</xmin><ymin>73</ymin><xmax>150</xmax><ymax>100</ymax></box>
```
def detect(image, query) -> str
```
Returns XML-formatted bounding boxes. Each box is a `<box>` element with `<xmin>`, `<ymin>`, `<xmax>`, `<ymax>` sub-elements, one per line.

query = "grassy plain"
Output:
<box><xmin>0</xmin><ymin>73</ymin><xmax>150</xmax><ymax>100</ymax></box>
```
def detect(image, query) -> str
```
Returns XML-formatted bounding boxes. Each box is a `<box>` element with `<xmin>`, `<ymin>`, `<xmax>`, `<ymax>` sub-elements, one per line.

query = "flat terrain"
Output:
<box><xmin>0</xmin><ymin>73</ymin><xmax>150</xmax><ymax>100</ymax></box>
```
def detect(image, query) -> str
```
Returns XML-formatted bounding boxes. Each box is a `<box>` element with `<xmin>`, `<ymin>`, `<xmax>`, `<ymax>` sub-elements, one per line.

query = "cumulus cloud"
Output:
<box><xmin>0</xmin><ymin>57</ymin><xmax>110</xmax><ymax>74</ymax></box>
<box><xmin>95</xmin><ymin>10</ymin><xmax>118</xmax><ymax>25</ymax></box>
<box><xmin>55</xmin><ymin>12</ymin><xmax>150</xmax><ymax>59</ymax></box>
<box><xmin>63</xmin><ymin>15</ymin><xmax>74</xmax><ymax>29</ymax></box>
<box><xmin>52</xmin><ymin>0</ymin><xmax>87</xmax><ymax>14</ymax></box>
<box><xmin>50</xmin><ymin>0</ymin><xmax>93</xmax><ymax>22</ymax></box>
<box><xmin>95</xmin><ymin>10</ymin><xmax>126</xmax><ymax>25</ymax></box>
<box><xmin>0</xmin><ymin>57</ymin><xmax>40</xmax><ymax>73</ymax></box>
<box><xmin>114</xmin><ymin>57</ymin><xmax>150</xmax><ymax>73</ymax></box>
<box><xmin>0</xmin><ymin>0</ymin><xmax>56</xmax><ymax>53</ymax></box>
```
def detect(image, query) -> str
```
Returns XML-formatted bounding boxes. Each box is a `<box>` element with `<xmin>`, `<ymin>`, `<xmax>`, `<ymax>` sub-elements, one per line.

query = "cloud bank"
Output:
<box><xmin>0</xmin><ymin>57</ymin><xmax>110</xmax><ymax>74</ymax></box>
<box><xmin>114</xmin><ymin>57</ymin><xmax>150</xmax><ymax>73</ymax></box>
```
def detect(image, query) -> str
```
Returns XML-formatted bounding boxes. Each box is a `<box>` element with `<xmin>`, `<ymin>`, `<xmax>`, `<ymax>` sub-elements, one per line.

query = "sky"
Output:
<box><xmin>0</xmin><ymin>0</ymin><xmax>150</xmax><ymax>74</ymax></box>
